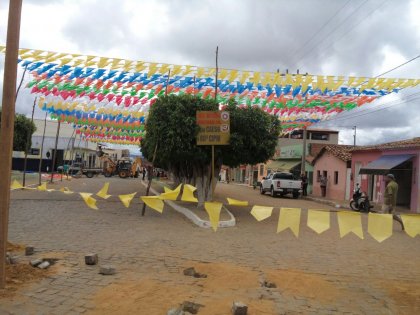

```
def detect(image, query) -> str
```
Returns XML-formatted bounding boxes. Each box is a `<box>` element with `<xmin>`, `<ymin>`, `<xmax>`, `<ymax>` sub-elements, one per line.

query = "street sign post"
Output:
<box><xmin>196</xmin><ymin>111</ymin><xmax>230</xmax><ymax>199</ymax></box>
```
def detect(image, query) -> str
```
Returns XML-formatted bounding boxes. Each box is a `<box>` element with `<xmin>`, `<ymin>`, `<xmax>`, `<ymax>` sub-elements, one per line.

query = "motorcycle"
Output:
<box><xmin>350</xmin><ymin>191</ymin><xmax>374</xmax><ymax>212</ymax></box>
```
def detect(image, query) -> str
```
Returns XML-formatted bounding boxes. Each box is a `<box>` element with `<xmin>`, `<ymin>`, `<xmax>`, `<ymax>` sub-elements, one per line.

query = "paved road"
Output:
<box><xmin>1</xmin><ymin>177</ymin><xmax>419</xmax><ymax>314</ymax></box>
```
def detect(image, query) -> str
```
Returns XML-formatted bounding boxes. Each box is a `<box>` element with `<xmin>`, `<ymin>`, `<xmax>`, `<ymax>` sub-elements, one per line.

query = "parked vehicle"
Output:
<box><xmin>260</xmin><ymin>172</ymin><xmax>302</xmax><ymax>198</ymax></box>
<box><xmin>58</xmin><ymin>162</ymin><xmax>102</xmax><ymax>178</ymax></box>
<box><xmin>350</xmin><ymin>191</ymin><xmax>374</xmax><ymax>212</ymax></box>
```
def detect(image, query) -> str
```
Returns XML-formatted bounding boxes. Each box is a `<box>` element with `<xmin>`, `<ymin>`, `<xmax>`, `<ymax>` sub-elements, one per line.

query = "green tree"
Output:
<box><xmin>0</xmin><ymin>110</ymin><xmax>37</xmax><ymax>152</ymax></box>
<box><xmin>141</xmin><ymin>94</ymin><xmax>280</xmax><ymax>204</ymax></box>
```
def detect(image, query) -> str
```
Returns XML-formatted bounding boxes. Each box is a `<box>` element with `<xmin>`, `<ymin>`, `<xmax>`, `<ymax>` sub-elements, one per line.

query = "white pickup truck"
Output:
<box><xmin>260</xmin><ymin>172</ymin><xmax>302</xmax><ymax>198</ymax></box>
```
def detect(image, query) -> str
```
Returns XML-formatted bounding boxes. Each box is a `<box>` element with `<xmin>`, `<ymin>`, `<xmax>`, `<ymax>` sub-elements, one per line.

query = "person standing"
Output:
<box><xmin>300</xmin><ymin>173</ymin><xmax>308</xmax><ymax>196</ymax></box>
<box><xmin>320</xmin><ymin>175</ymin><xmax>327</xmax><ymax>197</ymax></box>
<box><xmin>142</xmin><ymin>167</ymin><xmax>146</xmax><ymax>181</ymax></box>
<box><xmin>382</xmin><ymin>174</ymin><xmax>404</xmax><ymax>230</ymax></box>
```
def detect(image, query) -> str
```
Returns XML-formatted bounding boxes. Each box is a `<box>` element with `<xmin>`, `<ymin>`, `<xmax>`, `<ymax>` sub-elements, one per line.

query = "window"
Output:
<box><xmin>334</xmin><ymin>171</ymin><xmax>338</xmax><ymax>185</ymax></box>
<box><xmin>311</xmin><ymin>132</ymin><xmax>329</xmax><ymax>141</ymax></box>
<box><xmin>317</xmin><ymin>170</ymin><xmax>321</xmax><ymax>182</ymax></box>
<box><xmin>323</xmin><ymin>170</ymin><xmax>328</xmax><ymax>178</ymax></box>
<box><xmin>273</xmin><ymin>173</ymin><xmax>295</xmax><ymax>180</ymax></box>
<box><xmin>259</xmin><ymin>164</ymin><xmax>264</xmax><ymax>176</ymax></box>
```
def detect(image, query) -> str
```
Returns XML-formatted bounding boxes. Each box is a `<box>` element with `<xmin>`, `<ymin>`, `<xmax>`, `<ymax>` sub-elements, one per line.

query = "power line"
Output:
<box><xmin>306</xmin><ymin>0</ymin><xmax>390</xmax><ymax>68</ymax></box>
<box><xmin>373</xmin><ymin>54</ymin><xmax>420</xmax><ymax>78</ymax></box>
<box><xmin>289</xmin><ymin>0</ymin><xmax>352</xmax><ymax>64</ymax></box>
<box><xmin>294</xmin><ymin>0</ymin><xmax>370</xmax><ymax>66</ymax></box>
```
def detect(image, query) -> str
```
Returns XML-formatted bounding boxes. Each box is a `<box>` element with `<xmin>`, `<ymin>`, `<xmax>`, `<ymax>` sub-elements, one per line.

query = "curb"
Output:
<box><xmin>140</xmin><ymin>180</ymin><xmax>236</xmax><ymax>229</ymax></box>
<box><xmin>303</xmin><ymin>196</ymin><xmax>351</xmax><ymax>210</ymax></box>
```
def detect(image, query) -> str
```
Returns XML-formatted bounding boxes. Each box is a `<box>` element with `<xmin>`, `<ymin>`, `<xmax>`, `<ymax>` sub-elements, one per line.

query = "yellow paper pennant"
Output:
<box><xmin>96</xmin><ymin>182</ymin><xmax>112</xmax><ymax>199</ymax></box>
<box><xmin>181</xmin><ymin>184</ymin><xmax>198</xmax><ymax>202</ymax></box>
<box><xmin>141</xmin><ymin>196</ymin><xmax>164</xmax><ymax>213</ymax></box>
<box><xmin>79</xmin><ymin>193</ymin><xmax>98</xmax><ymax>210</ymax></box>
<box><xmin>118</xmin><ymin>192</ymin><xmax>137</xmax><ymax>208</ymax></box>
<box><xmin>401</xmin><ymin>215</ymin><xmax>420</xmax><ymax>238</ymax></box>
<box><xmin>368</xmin><ymin>213</ymin><xmax>392</xmax><ymax>242</ymax></box>
<box><xmin>59</xmin><ymin>187</ymin><xmax>74</xmax><ymax>194</ymax></box>
<box><xmin>337</xmin><ymin>211</ymin><xmax>364</xmax><ymax>239</ymax></box>
<box><xmin>159</xmin><ymin>184</ymin><xmax>182</xmax><ymax>200</ymax></box>
<box><xmin>227</xmin><ymin>198</ymin><xmax>248</xmax><ymax>206</ymax></box>
<box><xmin>307</xmin><ymin>210</ymin><xmax>330</xmax><ymax>234</ymax></box>
<box><xmin>205</xmin><ymin>202</ymin><xmax>222</xmax><ymax>232</ymax></box>
<box><xmin>277</xmin><ymin>208</ymin><xmax>301</xmax><ymax>237</ymax></box>
<box><xmin>10</xmin><ymin>180</ymin><xmax>24</xmax><ymax>190</ymax></box>
<box><xmin>37</xmin><ymin>182</ymin><xmax>47</xmax><ymax>191</ymax></box>
<box><xmin>250</xmin><ymin>206</ymin><xmax>273</xmax><ymax>222</ymax></box>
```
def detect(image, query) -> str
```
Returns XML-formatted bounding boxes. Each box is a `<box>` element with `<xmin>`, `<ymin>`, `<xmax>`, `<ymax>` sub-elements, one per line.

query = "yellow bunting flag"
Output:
<box><xmin>181</xmin><ymin>184</ymin><xmax>198</xmax><ymax>202</ymax></box>
<box><xmin>141</xmin><ymin>196</ymin><xmax>164</xmax><ymax>213</ymax></box>
<box><xmin>205</xmin><ymin>202</ymin><xmax>222</xmax><ymax>232</ymax></box>
<box><xmin>227</xmin><ymin>198</ymin><xmax>248</xmax><ymax>206</ymax></box>
<box><xmin>250</xmin><ymin>205</ymin><xmax>273</xmax><ymax>222</ymax></box>
<box><xmin>96</xmin><ymin>182</ymin><xmax>112</xmax><ymax>199</ymax></box>
<box><xmin>337</xmin><ymin>211</ymin><xmax>364</xmax><ymax>239</ymax></box>
<box><xmin>59</xmin><ymin>187</ymin><xmax>74</xmax><ymax>194</ymax></box>
<box><xmin>277</xmin><ymin>208</ymin><xmax>301</xmax><ymax>237</ymax></box>
<box><xmin>307</xmin><ymin>210</ymin><xmax>330</xmax><ymax>234</ymax></box>
<box><xmin>368</xmin><ymin>213</ymin><xmax>393</xmax><ymax>242</ymax></box>
<box><xmin>37</xmin><ymin>182</ymin><xmax>47</xmax><ymax>191</ymax></box>
<box><xmin>118</xmin><ymin>192</ymin><xmax>137</xmax><ymax>208</ymax></box>
<box><xmin>10</xmin><ymin>180</ymin><xmax>24</xmax><ymax>190</ymax></box>
<box><xmin>401</xmin><ymin>215</ymin><xmax>420</xmax><ymax>238</ymax></box>
<box><xmin>159</xmin><ymin>184</ymin><xmax>181</xmax><ymax>200</ymax></box>
<box><xmin>79</xmin><ymin>193</ymin><xmax>98</xmax><ymax>210</ymax></box>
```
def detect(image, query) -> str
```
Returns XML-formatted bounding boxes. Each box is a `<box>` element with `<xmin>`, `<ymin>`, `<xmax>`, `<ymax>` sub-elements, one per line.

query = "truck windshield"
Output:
<box><xmin>273</xmin><ymin>173</ymin><xmax>295</xmax><ymax>180</ymax></box>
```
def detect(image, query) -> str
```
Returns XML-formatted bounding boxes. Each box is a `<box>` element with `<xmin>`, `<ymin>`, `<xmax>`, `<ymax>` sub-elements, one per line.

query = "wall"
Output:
<box><xmin>313</xmin><ymin>152</ymin><xmax>349</xmax><ymax>200</ymax></box>
<box><xmin>351</xmin><ymin>149</ymin><xmax>419</xmax><ymax>213</ymax></box>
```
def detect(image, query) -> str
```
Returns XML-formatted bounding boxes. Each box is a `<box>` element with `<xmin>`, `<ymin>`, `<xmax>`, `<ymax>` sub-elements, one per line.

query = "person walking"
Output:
<box><xmin>300</xmin><ymin>173</ymin><xmax>308</xmax><ymax>196</ymax></box>
<box><xmin>381</xmin><ymin>174</ymin><xmax>404</xmax><ymax>230</ymax></box>
<box><xmin>320</xmin><ymin>175</ymin><xmax>327</xmax><ymax>197</ymax></box>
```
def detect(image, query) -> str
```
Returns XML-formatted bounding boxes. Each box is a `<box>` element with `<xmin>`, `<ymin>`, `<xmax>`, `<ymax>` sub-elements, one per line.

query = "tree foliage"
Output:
<box><xmin>141</xmin><ymin>94</ymin><xmax>280</xmax><ymax>202</ymax></box>
<box><xmin>0</xmin><ymin>110</ymin><xmax>37</xmax><ymax>152</ymax></box>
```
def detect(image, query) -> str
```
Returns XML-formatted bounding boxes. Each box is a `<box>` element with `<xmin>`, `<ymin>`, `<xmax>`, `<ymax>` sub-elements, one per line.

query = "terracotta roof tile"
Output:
<box><xmin>312</xmin><ymin>145</ymin><xmax>353</xmax><ymax>164</ymax></box>
<box><xmin>353</xmin><ymin>137</ymin><xmax>420</xmax><ymax>151</ymax></box>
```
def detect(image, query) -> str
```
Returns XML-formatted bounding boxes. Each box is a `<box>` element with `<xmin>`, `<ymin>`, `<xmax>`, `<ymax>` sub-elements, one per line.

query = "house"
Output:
<box><xmin>351</xmin><ymin>137</ymin><xmax>420</xmax><ymax>213</ymax></box>
<box><xmin>312</xmin><ymin>145</ymin><xmax>353</xmax><ymax>200</ymax></box>
<box><xmin>230</xmin><ymin>128</ymin><xmax>339</xmax><ymax>188</ymax></box>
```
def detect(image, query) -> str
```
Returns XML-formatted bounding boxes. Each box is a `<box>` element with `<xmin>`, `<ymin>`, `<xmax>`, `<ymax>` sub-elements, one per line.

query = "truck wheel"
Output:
<box><xmin>85</xmin><ymin>172</ymin><xmax>94</xmax><ymax>178</ymax></box>
<box><xmin>104</xmin><ymin>172</ymin><xmax>112</xmax><ymax>178</ymax></box>
<box><xmin>270</xmin><ymin>187</ymin><xmax>276</xmax><ymax>197</ymax></box>
<box><xmin>260</xmin><ymin>185</ymin><xmax>265</xmax><ymax>195</ymax></box>
<box><xmin>293</xmin><ymin>192</ymin><xmax>299</xmax><ymax>199</ymax></box>
<box><xmin>119</xmin><ymin>170</ymin><xmax>129</xmax><ymax>178</ymax></box>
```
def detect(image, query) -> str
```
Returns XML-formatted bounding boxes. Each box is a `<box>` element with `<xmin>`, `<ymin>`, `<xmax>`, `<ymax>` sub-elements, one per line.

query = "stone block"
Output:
<box><xmin>30</xmin><ymin>258</ymin><xmax>43</xmax><ymax>267</ymax></box>
<box><xmin>183</xmin><ymin>267</ymin><xmax>196</xmax><ymax>276</ymax></box>
<box><xmin>232</xmin><ymin>301</ymin><xmax>248</xmax><ymax>315</ymax></box>
<box><xmin>38</xmin><ymin>261</ymin><xmax>50</xmax><ymax>269</ymax></box>
<box><xmin>9</xmin><ymin>256</ymin><xmax>19</xmax><ymax>264</ymax></box>
<box><xmin>181</xmin><ymin>301</ymin><xmax>202</xmax><ymax>314</ymax></box>
<box><xmin>85</xmin><ymin>253</ymin><xmax>98</xmax><ymax>265</ymax></box>
<box><xmin>99</xmin><ymin>265</ymin><xmax>116</xmax><ymax>275</ymax></box>
<box><xmin>25</xmin><ymin>246</ymin><xmax>35</xmax><ymax>256</ymax></box>
<box><xmin>262</xmin><ymin>281</ymin><xmax>277</xmax><ymax>288</ymax></box>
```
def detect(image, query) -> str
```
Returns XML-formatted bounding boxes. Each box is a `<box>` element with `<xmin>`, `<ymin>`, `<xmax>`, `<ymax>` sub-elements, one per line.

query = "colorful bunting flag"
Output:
<box><xmin>277</xmin><ymin>208</ymin><xmax>301</xmax><ymax>237</ymax></box>
<box><xmin>250</xmin><ymin>206</ymin><xmax>273</xmax><ymax>221</ymax></box>
<box><xmin>141</xmin><ymin>196</ymin><xmax>164</xmax><ymax>213</ymax></box>
<box><xmin>337</xmin><ymin>211</ymin><xmax>364</xmax><ymax>239</ymax></box>
<box><xmin>368</xmin><ymin>213</ymin><xmax>393</xmax><ymax>242</ymax></box>
<box><xmin>79</xmin><ymin>193</ymin><xmax>98</xmax><ymax>210</ymax></box>
<box><xmin>307</xmin><ymin>209</ymin><xmax>330</xmax><ymax>234</ymax></box>
<box><xmin>118</xmin><ymin>192</ymin><xmax>137</xmax><ymax>208</ymax></box>
<box><xmin>205</xmin><ymin>202</ymin><xmax>223</xmax><ymax>231</ymax></box>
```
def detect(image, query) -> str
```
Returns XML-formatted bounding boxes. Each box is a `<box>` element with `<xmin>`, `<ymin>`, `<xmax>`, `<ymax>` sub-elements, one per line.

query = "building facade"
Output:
<box><xmin>312</xmin><ymin>145</ymin><xmax>353</xmax><ymax>200</ymax></box>
<box><xmin>351</xmin><ymin>138</ymin><xmax>420</xmax><ymax>213</ymax></box>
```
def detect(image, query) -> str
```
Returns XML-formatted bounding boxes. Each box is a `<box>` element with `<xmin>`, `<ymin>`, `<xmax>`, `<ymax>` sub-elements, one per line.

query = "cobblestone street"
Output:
<box><xmin>1</xmin><ymin>177</ymin><xmax>420</xmax><ymax>314</ymax></box>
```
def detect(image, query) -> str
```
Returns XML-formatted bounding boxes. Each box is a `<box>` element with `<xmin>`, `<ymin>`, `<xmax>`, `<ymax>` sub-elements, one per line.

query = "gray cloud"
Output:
<box><xmin>1</xmin><ymin>0</ymin><xmax>419</xmax><ymax>145</ymax></box>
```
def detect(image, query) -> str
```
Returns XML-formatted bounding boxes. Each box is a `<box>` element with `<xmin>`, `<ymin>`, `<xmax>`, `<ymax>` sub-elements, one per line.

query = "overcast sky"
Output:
<box><xmin>1</xmin><ymin>0</ymin><xmax>419</xmax><ymax>146</ymax></box>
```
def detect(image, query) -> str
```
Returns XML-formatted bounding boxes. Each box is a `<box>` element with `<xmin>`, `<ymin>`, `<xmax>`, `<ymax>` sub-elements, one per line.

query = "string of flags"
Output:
<box><xmin>10</xmin><ymin>180</ymin><xmax>420</xmax><ymax>240</ymax></box>
<box><xmin>1</xmin><ymin>45</ymin><xmax>420</xmax><ymax>144</ymax></box>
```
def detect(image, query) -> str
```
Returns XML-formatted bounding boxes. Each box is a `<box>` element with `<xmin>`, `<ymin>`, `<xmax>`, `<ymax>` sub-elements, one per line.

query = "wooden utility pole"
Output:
<box><xmin>0</xmin><ymin>0</ymin><xmax>23</xmax><ymax>289</ymax></box>
<box><xmin>301</xmin><ymin>126</ymin><xmax>307</xmax><ymax>175</ymax></box>
<box><xmin>22</xmin><ymin>97</ymin><xmax>37</xmax><ymax>186</ymax></box>
<box><xmin>38</xmin><ymin>111</ymin><xmax>48</xmax><ymax>185</ymax></box>
<box><xmin>211</xmin><ymin>46</ymin><xmax>219</xmax><ymax>200</ymax></box>
<box><xmin>50</xmin><ymin>120</ymin><xmax>61</xmax><ymax>183</ymax></box>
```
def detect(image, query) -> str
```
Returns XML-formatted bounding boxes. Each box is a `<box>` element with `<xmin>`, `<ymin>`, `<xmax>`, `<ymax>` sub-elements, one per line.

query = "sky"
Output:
<box><xmin>0</xmin><ymin>0</ymin><xmax>419</xmax><ymax>146</ymax></box>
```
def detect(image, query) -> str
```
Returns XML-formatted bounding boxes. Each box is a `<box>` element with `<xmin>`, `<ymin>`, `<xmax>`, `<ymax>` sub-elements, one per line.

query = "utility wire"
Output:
<box><xmin>373</xmin><ymin>54</ymin><xmax>420</xmax><ymax>78</ymax></box>
<box><xmin>289</xmin><ymin>0</ymin><xmax>352</xmax><ymax>64</ymax></box>
<box><xmin>294</xmin><ymin>0</ymin><xmax>370</xmax><ymax>66</ymax></box>
<box><xmin>307</xmin><ymin>0</ymin><xmax>390</xmax><ymax>68</ymax></box>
